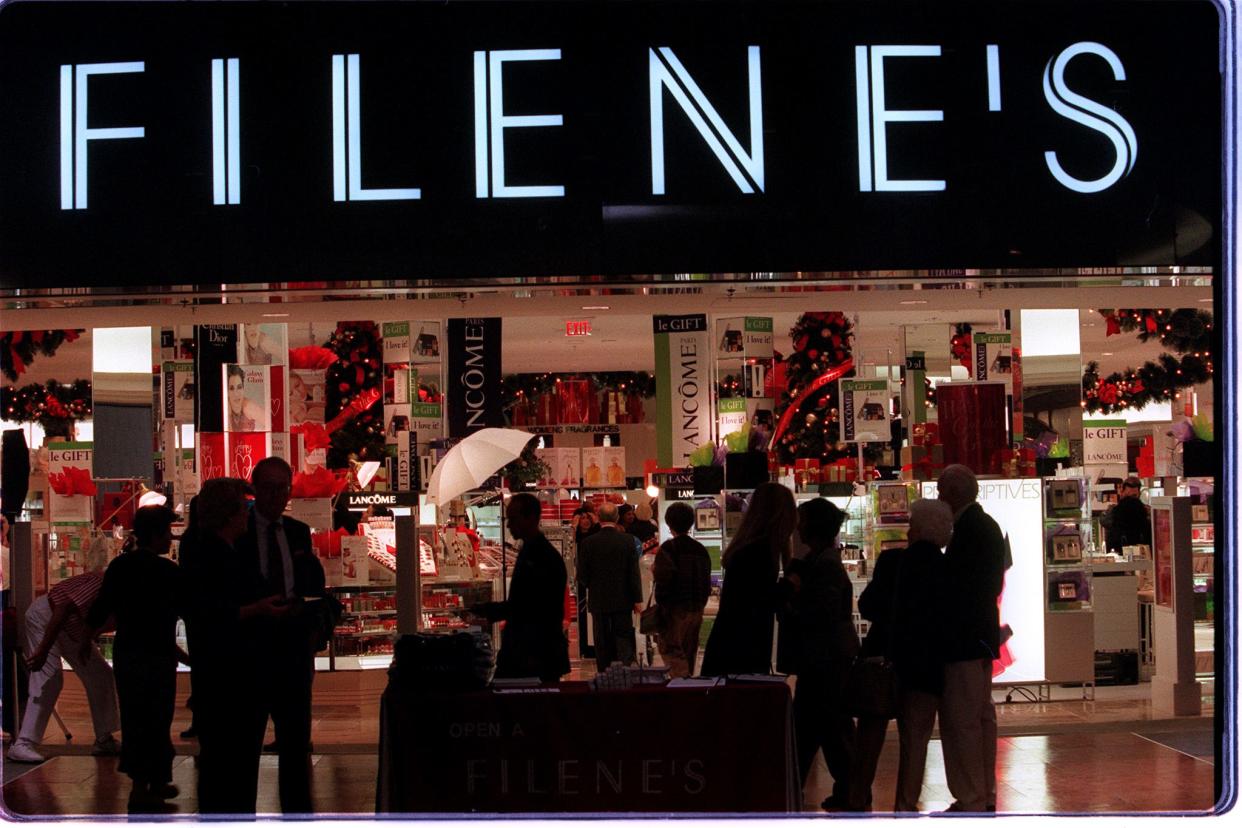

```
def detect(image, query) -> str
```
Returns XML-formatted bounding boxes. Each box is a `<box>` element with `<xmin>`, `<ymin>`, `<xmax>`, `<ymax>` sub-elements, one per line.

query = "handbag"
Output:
<box><xmin>843</xmin><ymin>655</ymin><xmax>897</xmax><ymax>718</ymax></box>
<box><xmin>843</xmin><ymin>551</ymin><xmax>903</xmax><ymax>719</ymax></box>
<box><xmin>639</xmin><ymin>591</ymin><xmax>662</xmax><ymax>635</ymax></box>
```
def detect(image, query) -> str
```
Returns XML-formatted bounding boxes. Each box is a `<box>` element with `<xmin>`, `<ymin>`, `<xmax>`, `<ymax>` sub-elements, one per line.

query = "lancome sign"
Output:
<box><xmin>0</xmin><ymin>1</ymin><xmax>1220</xmax><ymax>288</ymax></box>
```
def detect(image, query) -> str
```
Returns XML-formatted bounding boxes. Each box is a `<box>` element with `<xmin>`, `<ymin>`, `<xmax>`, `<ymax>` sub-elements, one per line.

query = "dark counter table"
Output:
<box><xmin>376</xmin><ymin>679</ymin><xmax>798</xmax><ymax>813</ymax></box>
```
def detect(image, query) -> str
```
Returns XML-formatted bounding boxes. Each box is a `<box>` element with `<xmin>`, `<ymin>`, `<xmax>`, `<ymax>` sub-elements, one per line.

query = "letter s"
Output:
<box><xmin>1042</xmin><ymin>42</ymin><xmax>1138</xmax><ymax>194</ymax></box>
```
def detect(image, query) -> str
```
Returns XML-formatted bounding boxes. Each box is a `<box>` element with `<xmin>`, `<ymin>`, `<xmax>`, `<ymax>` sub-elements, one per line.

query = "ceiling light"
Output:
<box><xmin>581</xmin><ymin>305</ymin><xmax>610</xmax><ymax>310</ymax></box>
<box><xmin>262</xmin><ymin>312</ymin><xmax>290</xmax><ymax>318</ymax></box>
<box><xmin>1101</xmin><ymin>352</ymin><xmax>1113</xmax><ymax>356</ymax></box>
<box><xmin>899</xmin><ymin>300</ymin><xmax>928</xmax><ymax>305</ymax></box>
<box><xmin>1197</xmin><ymin>298</ymin><xmax>1212</xmax><ymax>303</ymax></box>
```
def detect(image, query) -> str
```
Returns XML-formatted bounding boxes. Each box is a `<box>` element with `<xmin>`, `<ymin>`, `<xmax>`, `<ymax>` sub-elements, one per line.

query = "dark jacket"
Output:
<box><xmin>777</xmin><ymin>549</ymin><xmax>859</xmax><ymax>678</ymax></box>
<box><xmin>1105</xmin><ymin>496</ymin><xmax>1151</xmax><ymax>551</ymax></box>
<box><xmin>238</xmin><ymin>513</ymin><xmax>336</xmax><ymax>656</ymax></box>
<box><xmin>859</xmin><ymin>541</ymin><xmax>946</xmax><ymax>694</ymax></box>
<box><xmin>700</xmin><ymin>541</ymin><xmax>783</xmax><ymax>676</ymax></box>
<box><xmin>87</xmin><ymin>547</ymin><xmax>183</xmax><ymax>665</ymax></box>
<box><xmin>182</xmin><ymin>531</ymin><xmax>273</xmax><ymax>686</ymax></box>
<box><xmin>652</xmin><ymin>535</ymin><xmax>712</xmax><ymax>611</ymax></box>
<box><xmin>941</xmin><ymin>503</ymin><xmax>1005</xmax><ymax>662</ymax></box>
<box><xmin>577</xmin><ymin>526</ymin><xmax>642</xmax><ymax>613</ymax></box>
<box><xmin>483</xmin><ymin>532</ymin><xmax>570</xmax><ymax>682</ymax></box>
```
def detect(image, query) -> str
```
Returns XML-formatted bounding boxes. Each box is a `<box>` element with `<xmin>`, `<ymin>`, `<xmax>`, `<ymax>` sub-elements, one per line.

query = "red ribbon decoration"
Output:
<box><xmin>288</xmin><ymin>345</ymin><xmax>339</xmax><ymax>370</ymax></box>
<box><xmin>291</xmin><ymin>421</ymin><xmax>332</xmax><ymax>452</ymax></box>
<box><xmin>291</xmin><ymin>465</ymin><xmax>349</xmax><ymax>498</ymax></box>
<box><xmin>324</xmin><ymin>387</ymin><xmax>382</xmax><ymax>433</ymax></box>
<box><xmin>1105</xmin><ymin>315</ymin><xmax>1121</xmax><ymax>336</ymax></box>
<box><xmin>48</xmin><ymin>465</ymin><xmax>97</xmax><ymax>497</ymax></box>
<box><xmin>771</xmin><ymin>359</ymin><xmax>854</xmax><ymax>449</ymax></box>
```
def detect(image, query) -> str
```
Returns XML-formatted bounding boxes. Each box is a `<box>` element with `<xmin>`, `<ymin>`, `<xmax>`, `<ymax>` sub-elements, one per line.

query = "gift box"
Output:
<box><xmin>992</xmin><ymin>447</ymin><xmax>1038</xmax><ymax>478</ymax></box>
<box><xmin>900</xmin><ymin>445</ymin><xmax>944</xmax><ymax>481</ymax></box>
<box><xmin>912</xmin><ymin>422</ymin><xmax>941</xmax><ymax>446</ymax></box>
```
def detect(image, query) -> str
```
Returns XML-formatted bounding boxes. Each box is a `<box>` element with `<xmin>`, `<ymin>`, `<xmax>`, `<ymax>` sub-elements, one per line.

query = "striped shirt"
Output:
<box><xmin>48</xmin><ymin>571</ymin><xmax>104</xmax><ymax>642</ymax></box>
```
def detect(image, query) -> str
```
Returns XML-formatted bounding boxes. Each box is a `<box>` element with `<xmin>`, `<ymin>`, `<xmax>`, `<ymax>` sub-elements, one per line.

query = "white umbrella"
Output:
<box><xmin>425</xmin><ymin>428</ymin><xmax>536</xmax><ymax>505</ymax></box>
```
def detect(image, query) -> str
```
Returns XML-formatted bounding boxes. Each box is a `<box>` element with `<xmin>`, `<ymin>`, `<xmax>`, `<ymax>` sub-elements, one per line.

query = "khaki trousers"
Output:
<box><xmin>938</xmin><ymin>658</ymin><xmax>997</xmax><ymax>812</ymax></box>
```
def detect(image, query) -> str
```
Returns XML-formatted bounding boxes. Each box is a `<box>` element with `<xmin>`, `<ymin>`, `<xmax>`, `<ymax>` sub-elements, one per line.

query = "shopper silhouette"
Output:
<box><xmin>242</xmin><ymin>456</ymin><xmax>334</xmax><ymax>815</ymax></box>
<box><xmin>473</xmin><ymin>493</ymin><xmax>570</xmax><ymax>683</ymax></box>
<box><xmin>780</xmin><ymin>498</ymin><xmax>859</xmax><ymax>809</ymax></box>
<box><xmin>854</xmin><ymin>498</ymin><xmax>952</xmax><ymax>812</ymax></box>
<box><xmin>576</xmin><ymin>502</ymin><xmax>643</xmax><ymax>670</ymax></box>
<box><xmin>83</xmin><ymin>504</ymin><xmax>188</xmax><ymax>809</ymax></box>
<box><xmin>7</xmin><ymin>541</ymin><xmax>119</xmax><ymax>764</ymax></box>
<box><xmin>184</xmin><ymin>477</ymin><xmax>289</xmax><ymax>816</ymax></box>
<box><xmin>936</xmin><ymin>465</ymin><xmax>1004</xmax><ymax>813</ymax></box>
<box><xmin>651</xmin><ymin>502</ymin><xmax>711</xmax><ymax>678</ymax></box>
<box><xmin>700</xmin><ymin>482</ymin><xmax>797</xmax><ymax>677</ymax></box>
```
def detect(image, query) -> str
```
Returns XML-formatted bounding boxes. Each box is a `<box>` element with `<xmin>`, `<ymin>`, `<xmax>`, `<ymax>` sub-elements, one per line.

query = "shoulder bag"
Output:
<box><xmin>843</xmin><ymin>556</ymin><xmax>900</xmax><ymax>719</ymax></box>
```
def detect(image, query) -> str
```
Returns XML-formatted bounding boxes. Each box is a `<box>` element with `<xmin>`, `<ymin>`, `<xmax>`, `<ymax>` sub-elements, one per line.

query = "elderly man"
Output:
<box><xmin>242</xmin><ymin>456</ymin><xmax>330</xmax><ymax>815</ymax></box>
<box><xmin>936</xmin><ymin>465</ymin><xmax>1005</xmax><ymax>813</ymax></box>
<box><xmin>577</xmin><ymin>502</ymin><xmax>643</xmax><ymax>671</ymax></box>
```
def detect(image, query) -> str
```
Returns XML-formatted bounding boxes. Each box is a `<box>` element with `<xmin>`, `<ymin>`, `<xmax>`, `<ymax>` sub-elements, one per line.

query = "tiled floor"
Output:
<box><xmin>1</xmin><ymin>668</ymin><xmax>1220</xmax><ymax>817</ymax></box>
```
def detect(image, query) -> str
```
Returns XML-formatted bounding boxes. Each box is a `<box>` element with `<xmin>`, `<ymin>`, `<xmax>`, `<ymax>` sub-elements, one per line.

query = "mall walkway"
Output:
<box><xmin>1</xmin><ymin>673</ymin><xmax>1219</xmax><ymax>816</ymax></box>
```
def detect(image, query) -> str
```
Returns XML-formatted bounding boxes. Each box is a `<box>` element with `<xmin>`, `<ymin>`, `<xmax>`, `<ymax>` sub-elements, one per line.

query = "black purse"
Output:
<box><xmin>843</xmin><ymin>555</ymin><xmax>902</xmax><ymax>719</ymax></box>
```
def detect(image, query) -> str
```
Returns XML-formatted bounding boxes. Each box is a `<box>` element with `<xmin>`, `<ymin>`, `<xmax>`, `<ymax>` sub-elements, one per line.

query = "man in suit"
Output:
<box><xmin>577</xmin><ymin>503</ymin><xmax>643</xmax><ymax>671</ymax></box>
<box><xmin>474</xmin><ymin>493</ymin><xmax>569</xmax><ymax>683</ymax></box>
<box><xmin>936</xmin><ymin>464</ymin><xmax>1005</xmax><ymax>813</ymax></box>
<box><xmin>243</xmin><ymin>456</ymin><xmax>328</xmax><ymax>816</ymax></box>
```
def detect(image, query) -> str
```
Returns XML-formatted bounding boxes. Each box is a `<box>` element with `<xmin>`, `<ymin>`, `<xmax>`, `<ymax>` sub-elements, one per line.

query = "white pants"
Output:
<box><xmin>938</xmin><ymin>658</ymin><xmax>997</xmax><ymax>812</ymax></box>
<box><xmin>16</xmin><ymin>596</ymin><xmax>118</xmax><ymax>746</ymax></box>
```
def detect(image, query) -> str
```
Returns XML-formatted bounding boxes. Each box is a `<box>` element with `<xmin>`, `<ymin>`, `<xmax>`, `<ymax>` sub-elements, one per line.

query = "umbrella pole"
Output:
<box><xmin>499</xmin><ymin>492</ymin><xmax>508</xmax><ymax>600</ymax></box>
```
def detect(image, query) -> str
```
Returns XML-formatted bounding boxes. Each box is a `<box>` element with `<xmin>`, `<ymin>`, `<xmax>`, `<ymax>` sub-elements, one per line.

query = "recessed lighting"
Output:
<box><xmin>1101</xmin><ymin>352</ymin><xmax>1113</xmax><ymax>356</ymax></box>
<box><xmin>262</xmin><ymin>313</ymin><xmax>290</xmax><ymax>318</ymax></box>
<box><xmin>581</xmin><ymin>305</ymin><xmax>610</xmax><ymax>310</ymax></box>
<box><xmin>1197</xmin><ymin>298</ymin><xmax>1213</xmax><ymax>303</ymax></box>
<box><xmin>899</xmin><ymin>300</ymin><xmax>928</xmax><ymax>305</ymax></box>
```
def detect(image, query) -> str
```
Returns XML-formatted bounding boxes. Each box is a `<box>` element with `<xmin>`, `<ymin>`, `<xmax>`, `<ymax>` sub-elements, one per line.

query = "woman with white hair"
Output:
<box><xmin>854</xmin><ymin>498</ymin><xmax>953</xmax><ymax>812</ymax></box>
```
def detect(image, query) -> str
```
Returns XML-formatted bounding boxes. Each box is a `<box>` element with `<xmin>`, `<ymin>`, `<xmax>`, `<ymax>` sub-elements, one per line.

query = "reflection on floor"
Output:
<box><xmin>1</xmin><ymin>668</ymin><xmax>1219</xmax><ymax>817</ymax></box>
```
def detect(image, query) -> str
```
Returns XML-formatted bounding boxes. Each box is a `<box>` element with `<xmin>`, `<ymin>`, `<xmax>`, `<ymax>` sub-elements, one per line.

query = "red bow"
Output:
<box><xmin>291</xmin><ymin>465</ymin><xmax>349</xmax><ymax>499</ymax></box>
<box><xmin>1105</xmin><ymin>315</ymin><xmax>1121</xmax><ymax>336</ymax></box>
<box><xmin>288</xmin><ymin>345</ymin><xmax>338</xmax><ymax>370</ymax></box>
<box><xmin>48</xmin><ymin>465</ymin><xmax>97</xmax><ymax>496</ymax></box>
<box><xmin>1098</xmin><ymin>383</ymin><xmax>1119</xmax><ymax>405</ymax></box>
<box><xmin>292</xmin><ymin>421</ymin><xmax>332</xmax><ymax>452</ymax></box>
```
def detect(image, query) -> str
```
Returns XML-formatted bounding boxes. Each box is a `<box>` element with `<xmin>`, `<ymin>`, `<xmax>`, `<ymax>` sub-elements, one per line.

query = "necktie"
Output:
<box><xmin>267</xmin><ymin>520</ymin><xmax>286</xmax><ymax>598</ymax></box>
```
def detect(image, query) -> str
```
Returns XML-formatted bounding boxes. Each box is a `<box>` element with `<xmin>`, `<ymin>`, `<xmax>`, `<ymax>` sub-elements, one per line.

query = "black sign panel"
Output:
<box><xmin>0</xmin><ymin>1</ymin><xmax>1221</xmax><ymax>289</ymax></box>
<box><xmin>446</xmin><ymin>318</ymin><xmax>503</xmax><ymax>438</ymax></box>
<box><xmin>194</xmin><ymin>324</ymin><xmax>237</xmax><ymax>432</ymax></box>
<box><xmin>344</xmin><ymin>490</ymin><xmax>420</xmax><ymax>510</ymax></box>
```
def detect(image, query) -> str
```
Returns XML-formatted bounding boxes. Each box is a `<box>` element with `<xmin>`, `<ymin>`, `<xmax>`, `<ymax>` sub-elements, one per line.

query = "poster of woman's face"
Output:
<box><xmin>225</xmin><ymin>364</ymin><xmax>270</xmax><ymax>432</ymax></box>
<box><xmin>238</xmin><ymin>323</ymin><xmax>287</xmax><ymax>366</ymax></box>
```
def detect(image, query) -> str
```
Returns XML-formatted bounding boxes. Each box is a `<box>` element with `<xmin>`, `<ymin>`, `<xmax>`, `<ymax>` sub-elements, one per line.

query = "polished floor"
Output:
<box><xmin>2</xmin><ymin>668</ymin><xmax>1221</xmax><ymax>818</ymax></box>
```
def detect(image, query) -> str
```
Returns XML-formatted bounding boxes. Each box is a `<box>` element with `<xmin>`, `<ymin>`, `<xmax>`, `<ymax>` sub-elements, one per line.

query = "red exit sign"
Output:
<box><xmin>565</xmin><ymin>320</ymin><xmax>592</xmax><ymax>337</ymax></box>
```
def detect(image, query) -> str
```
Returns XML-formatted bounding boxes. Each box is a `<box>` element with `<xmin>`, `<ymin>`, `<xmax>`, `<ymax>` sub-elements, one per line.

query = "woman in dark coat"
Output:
<box><xmin>700</xmin><ymin>482</ymin><xmax>797</xmax><ymax>677</ymax></box>
<box><xmin>781</xmin><ymin>498</ymin><xmax>860</xmax><ymax>808</ymax></box>
<box><xmin>83</xmin><ymin>505</ymin><xmax>186</xmax><ymax>807</ymax></box>
<box><xmin>854</xmin><ymin>498</ymin><xmax>953</xmax><ymax>812</ymax></box>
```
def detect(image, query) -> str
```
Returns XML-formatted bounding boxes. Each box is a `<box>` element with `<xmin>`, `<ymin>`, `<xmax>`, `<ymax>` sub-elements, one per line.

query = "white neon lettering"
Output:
<box><xmin>474</xmin><ymin>49</ymin><xmax>565</xmax><ymax>199</ymax></box>
<box><xmin>1042</xmin><ymin>42</ymin><xmax>1138</xmax><ymax>194</ymax></box>
<box><xmin>331</xmin><ymin>53</ymin><xmax>421</xmax><ymax>202</ymax></box>
<box><xmin>60</xmin><ymin>62</ymin><xmax>145</xmax><ymax>210</ymax></box>
<box><xmin>858</xmin><ymin>45</ymin><xmax>945</xmax><ymax>193</ymax></box>
<box><xmin>649</xmin><ymin>45</ymin><xmax>764</xmax><ymax>195</ymax></box>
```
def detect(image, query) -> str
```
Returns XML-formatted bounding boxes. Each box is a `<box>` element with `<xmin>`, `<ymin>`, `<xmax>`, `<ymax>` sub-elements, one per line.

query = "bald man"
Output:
<box><xmin>936</xmin><ymin>465</ymin><xmax>1004</xmax><ymax>813</ymax></box>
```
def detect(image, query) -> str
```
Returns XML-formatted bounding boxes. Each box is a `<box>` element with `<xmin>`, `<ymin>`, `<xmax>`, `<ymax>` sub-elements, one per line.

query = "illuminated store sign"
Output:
<box><xmin>0</xmin><ymin>1</ymin><xmax>1220</xmax><ymax>287</ymax></box>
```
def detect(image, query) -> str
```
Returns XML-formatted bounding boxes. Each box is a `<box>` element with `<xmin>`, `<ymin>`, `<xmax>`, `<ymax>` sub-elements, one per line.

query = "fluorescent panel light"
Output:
<box><xmin>1020</xmin><ymin>310</ymin><xmax>1081</xmax><ymax>356</ymax></box>
<box><xmin>93</xmin><ymin>326</ymin><xmax>152</xmax><ymax>373</ymax></box>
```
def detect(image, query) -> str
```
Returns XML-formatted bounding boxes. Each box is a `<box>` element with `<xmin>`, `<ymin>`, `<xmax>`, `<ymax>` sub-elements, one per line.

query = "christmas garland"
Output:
<box><xmin>1083</xmin><ymin>308</ymin><xmax>1214</xmax><ymax>414</ymax></box>
<box><xmin>950</xmin><ymin>323</ymin><xmax>973</xmax><ymax>371</ymax></box>
<box><xmin>2</xmin><ymin>329</ymin><xmax>85</xmax><ymax>382</ymax></box>
<box><xmin>500</xmin><ymin>371</ymin><xmax>656</xmax><ymax>413</ymax></box>
<box><xmin>1</xmin><ymin>379</ymin><xmax>93</xmax><ymax>432</ymax></box>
